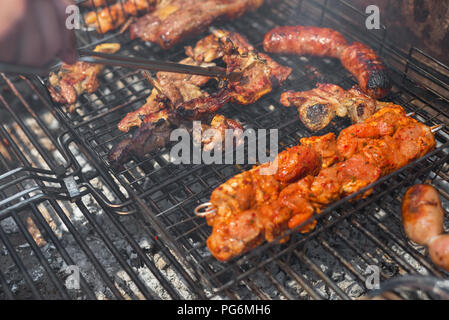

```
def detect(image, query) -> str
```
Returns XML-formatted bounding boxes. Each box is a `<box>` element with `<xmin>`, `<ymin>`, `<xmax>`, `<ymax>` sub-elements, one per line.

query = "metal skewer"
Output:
<box><xmin>431</xmin><ymin>124</ymin><xmax>445</xmax><ymax>133</ymax></box>
<box><xmin>194</xmin><ymin>202</ymin><xmax>216</xmax><ymax>217</ymax></box>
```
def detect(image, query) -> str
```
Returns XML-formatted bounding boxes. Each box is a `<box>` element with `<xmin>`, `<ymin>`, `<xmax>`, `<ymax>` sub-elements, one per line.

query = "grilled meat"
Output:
<box><xmin>264</xmin><ymin>26</ymin><xmax>391</xmax><ymax>99</ymax></box>
<box><xmin>402</xmin><ymin>185</ymin><xmax>449</xmax><ymax>271</ymax></box>
<box><xmin>85</xmin><ymin>0</ymin><xmax>158</xmax><ymax>33</ymax></box>
<box><xmin>280</xmin><ymin>83</ymin><xmax>389</xmax><ymax>131</ymax></box>
<box><xmin>212</xmin><ymin>29</ymin><xmax>292</xmax><ymax>105</ymax></box>
<box><xmin>402</xmin><ymin>184</ymin><xmax>444</xmax><ymax>246</ymax></box>
<box><xmin>129</xmin><ymin>0</ymin><xmax>267</xmax><ymax>49</ymax></box>
<box><xmin>81</xmin><ymin>0</ymin><xmax>112</xmax><ymax>7</ymax></box>
<box><xmin>110</xmin><ymin>113</ymin><xmax>243</xmax><ymax>170</ymax></box>
<box><xmin>48</xmin><ymin>43</ymin><xmax>121</xmax><ymax>109</ymax></box>
<box><xmin>205</xmin><ymin>106</ymin><xmax>436</xmax><ymax>261</ymax></box>
<box><xmin>112</xmin><ymin>29</ymin><xmax>291</xmax><ymax>168</ymax></box>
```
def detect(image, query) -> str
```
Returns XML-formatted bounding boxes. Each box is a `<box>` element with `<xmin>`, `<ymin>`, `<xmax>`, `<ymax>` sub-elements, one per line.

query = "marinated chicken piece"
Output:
<box><xmin>213</xmin><ymin>29</ymin><xmax>292</xmax><ymax>105</ymax></box>
<box><xmin>336</xmin><ymin>105</ymin><xmax>417</xmax><ymax>159</ymax></box>
<box><xmin>85</xmin><ymin>0</ymin><xmax>158</xmax><ymax>33</ymax></box>
<box><xmin>278</xmin><ymin>176</ymin><xmax>316</xmax><ymax>231</ymax></box>
<box><xmin>273</xmin><ymin>145</ymin><xmax>321</xmax><ymax>183</ymax></box>
<box><xmin>207</xmin><ymin>208</ymin><xmax>265</xmax><ymax>262</ymax></box>
<box><xmin>130</xmin><ymin>0</ymin><xmax>267</xmax><ymax>49</ymax></box>
<box><xmin>280</xmin><ymin>83</ymin><xmax>385</xmax><ymax>131</ymax></box>
<box><xmin>209</xmin><ymin>164</ymin><xmax>282</xmax><ymax>226</ymax></box>
<box><xmin>299</xmin><ymin>133</ymin><xmax>340</xmax><ymax>168</ymax></box>
<box><xmin>48</xmin><ymin>43</ymin><xmax>121</xmax><ymax>108</ymax></box>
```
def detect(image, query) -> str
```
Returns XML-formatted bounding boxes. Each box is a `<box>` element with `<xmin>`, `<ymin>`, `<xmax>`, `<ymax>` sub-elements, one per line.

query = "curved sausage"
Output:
<box><xmin>263</xmin><ymin>26</ymin><xmax>391</xmax><ymax>99</ymax></box>
<box><xmin>263</xmin><ymin>26</ymin><xmax>348</xmax><ymax>58</ymax></box>
<box><xmin>401</xmin><ymin>184</ymin><xmax>444</xmax><ymax>246</ymax></box>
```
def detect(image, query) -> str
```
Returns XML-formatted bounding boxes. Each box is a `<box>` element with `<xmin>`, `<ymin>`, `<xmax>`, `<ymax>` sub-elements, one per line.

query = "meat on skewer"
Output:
<box><xmin>264</xmin><ymin>26</ymin><xmax>391</xmax><ymax>99</ymax></box>
<box><xmin>84</xmin><ymin>0</ymin><xmax>158</xmax><ymax>33</ymax></box>
<box><xmin>204</xmin><ymin>106</ymin><xmax>436</xmax><ymax>261</ymax></box>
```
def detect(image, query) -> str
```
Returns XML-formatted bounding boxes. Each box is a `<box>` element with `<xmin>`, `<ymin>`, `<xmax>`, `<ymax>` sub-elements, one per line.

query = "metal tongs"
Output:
<box><xmin>80</xmin><ymin>49</ymin><xmax>243</xmax><ymax>81</ymax></box>
<box><xmin>0</xmin><ymin>50</ymin><xmax>243</xmax><ymax>81</ymax></box>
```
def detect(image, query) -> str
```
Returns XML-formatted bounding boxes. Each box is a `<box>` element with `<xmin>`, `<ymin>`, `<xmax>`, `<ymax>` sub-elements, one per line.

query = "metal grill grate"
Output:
<box><xmin>0</xmin><ymin>74</ymin><xmax>204</xmax><ymax>299</ymax></box>
<box><xmin>1</xmin><ymin>0</ymin><xmax>449</xmax><ymax>299</ymax></box>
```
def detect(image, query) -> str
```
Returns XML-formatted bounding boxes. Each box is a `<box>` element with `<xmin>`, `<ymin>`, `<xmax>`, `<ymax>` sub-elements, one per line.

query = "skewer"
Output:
<box><xmin>431</xmin><ymin>124</ymin><xmax>445</xmax><ymax>133</ymax></box>
<box><xmin>194</xmin><ymin>123</ymin><xmax>446</xmax><ymax>217</ymax></box>
<box><xmin>194</xmin><ymin>202</ymin><xmax>216</xmax><ymax>217</ymax></box>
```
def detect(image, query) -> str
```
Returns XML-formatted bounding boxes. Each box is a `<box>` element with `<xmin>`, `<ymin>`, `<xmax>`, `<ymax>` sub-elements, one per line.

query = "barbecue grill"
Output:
<box><xmin>1</xmin><ymin>0</ymin><xmax>449</xmax><ymax>300</ymax></box>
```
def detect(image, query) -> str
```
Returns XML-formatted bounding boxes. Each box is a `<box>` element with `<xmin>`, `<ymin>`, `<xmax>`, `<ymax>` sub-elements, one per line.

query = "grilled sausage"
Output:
<box><xmin>340</xmin><ymin>42</ymin><xmax>391</xmax><ymax>99</ymax></box>
<box><xmin>428</xmin><ymin>234</ymin><xmax>449</xmax><ymax>272</ymax></box>
<box><xmin>263</xmin><ymin>26</ymin><xmax>391</xmax><ymax>99</ymax></box>
<box><xmin>401</xmin><ymin>184</ymin><xmax>444</xmax><ymax>246</ymax></box>
<box><xmin>263</xmin><ymin>26</ymin><xmax>348</xmax><ymax>58</ymax></box>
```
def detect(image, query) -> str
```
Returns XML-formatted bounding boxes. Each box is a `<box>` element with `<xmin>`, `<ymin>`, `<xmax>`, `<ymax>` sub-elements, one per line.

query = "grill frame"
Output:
<box><xmin>0</xmin><ymin>0</ymin><xmax>448</xmax><ymax>299</ymax></box>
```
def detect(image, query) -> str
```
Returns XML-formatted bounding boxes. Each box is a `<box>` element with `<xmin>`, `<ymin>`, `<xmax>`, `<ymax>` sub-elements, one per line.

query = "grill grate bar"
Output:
<box><xmin>74</xmin><ymin>199</ymin><xmax>159</xmax><ymax>299</ymax></box>
<box><xmin>294</xmin><ymin>249</ymin><xmax>350</xmax><ymax>300</ymax></box>
<box><xmin>8</xmin><ymin>212</ymin><xmax>71</xmax><ymax>299</ymax></box>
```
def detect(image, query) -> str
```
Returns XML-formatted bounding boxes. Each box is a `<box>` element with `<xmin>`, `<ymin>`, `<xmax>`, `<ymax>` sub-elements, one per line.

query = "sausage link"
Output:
<box><xmin>263</xmin><ymin>26</ymin><xmax>391</xmax><ymax>98</ymax></box>
<box><xmin>428</xmin><ymin>234</ymin><xmax>449</xmax><ymax>272</ymax></box>
<box><xmin>340</xmin><ymin>42</ymin><xmax>391</xmax><ymax>99</ymax></box>
<box><xmin>263</xmin><ymin>26</ymin><xmax>348</xmax><ymax>58</ymax></box>
<box><xmin>401</xmin><ymin>184</ymin><xmax>444</xmax><ymax>246</ymax></box>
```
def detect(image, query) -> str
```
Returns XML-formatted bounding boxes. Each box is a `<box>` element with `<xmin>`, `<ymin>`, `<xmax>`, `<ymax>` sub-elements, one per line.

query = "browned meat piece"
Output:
<box><xmin>210</xmin><ymin>29</ymin><xmax>292</xmax><ymax>105</ymax></box>
<box><xmin>280</xmin><ymin>83</ymin><xmax>383</xmax><ymax>131</ymax></box>
<box><xmin>129</xmin><ymin>0</ymin><xmax>266</xmax><ymax>49</ymax></box>
<box><xmin>200</xmin><ymin>114</ymin><xmax>244</xmax><ymax>152</ymax></box>
<box><xmin>110</xmin><ymin>112</ymin><xmax>243</xmax><ymax>170</ymax></box>
<box><xmin>264</xmin><ymin>26</ymin><xmax>391</xmax><ymax>99</ymax></box>
<box><xmin>48</xmin><ymin>43</ymin><xmax>121</xmax><ymax>109</ymax></box>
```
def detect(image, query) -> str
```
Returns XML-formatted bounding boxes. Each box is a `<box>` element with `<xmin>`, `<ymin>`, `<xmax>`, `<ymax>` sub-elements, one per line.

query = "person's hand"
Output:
<box><xmin>0</xmin><ymin>0</ymin><xmax>77</xmax><ymax>67</ymax></box>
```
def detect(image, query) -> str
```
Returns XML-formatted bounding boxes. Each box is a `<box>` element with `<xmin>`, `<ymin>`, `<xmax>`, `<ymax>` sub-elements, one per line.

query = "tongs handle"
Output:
<box><xmin>78</xmin><ymin>50</ymin><xmax>242</xmax><ymax>81</ymax></box>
